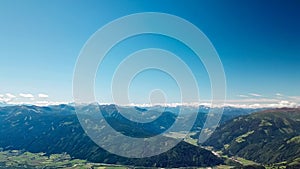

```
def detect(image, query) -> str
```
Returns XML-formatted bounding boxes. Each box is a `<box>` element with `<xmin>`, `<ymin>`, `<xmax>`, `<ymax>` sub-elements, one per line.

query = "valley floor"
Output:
<box><xmin>0</xmin><ymin>149</ymin><xmax>128</xmax><ymax>169</ymax></box>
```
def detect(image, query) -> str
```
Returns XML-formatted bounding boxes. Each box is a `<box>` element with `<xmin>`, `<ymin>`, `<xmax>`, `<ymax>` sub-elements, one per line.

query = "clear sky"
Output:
<box><xmin>0</xmin><ymin>0</ymin><xmax>299</xmax><ymax>107</ymax></box>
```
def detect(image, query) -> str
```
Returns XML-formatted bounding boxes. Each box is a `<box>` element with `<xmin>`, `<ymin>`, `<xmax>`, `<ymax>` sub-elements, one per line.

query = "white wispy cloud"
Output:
<box><xmin>238</xmin><ymin>94</ymin><xmax>248</xmax><ymax>98</ymax></box>
<box><xmin>19</xmin><ymin>93</ymin><xmax>34</xmax><ymax>98</ymax></box>
<box><xmin>1</xmin><ymin>91</ymin><xmax>299</xmax><ymax>108</ymax></box>
<box><xmin>112</xmin><ymin>99</ymin><xmax>299</xmax><ymax>108</ymax></box>
<box><xmin>248</xmin><ymin>93</ymin><xmax>262</xmax><ymax>97</ymax></box>
<box><xmin>223</xmin><ymin>98</ymin><xmax>298</xmax><ymax>108</ymax></box>
<box><xmin>288</xmin><ymin>96</ymin><xmax>300</xmax><ymax>102</ymax></box>
<box><xmin>38</xmin><ymin>93</ymin><xmax>49</xmax><ymax>98</ymax></box>
<box><xmin>0</xmin><ymin>92</ymin><xmax>63</xmax><ymax>106</ymax></box>
<box><xmin>6</xmin><ymin>93</ymin><xmax>16</xmax><ymax>98</ymax></box>
<box><xmin>0</xmin><ymin>97</ymin><xmax>9</xmax><ymax>102</ymax></box>
<box><xmin>0</xmin><ymin>93</ymin><xmax>16</xmax><ymax>103</ymax></box>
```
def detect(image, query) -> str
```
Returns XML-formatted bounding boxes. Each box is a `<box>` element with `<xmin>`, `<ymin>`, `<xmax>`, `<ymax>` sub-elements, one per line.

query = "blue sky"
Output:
<box><xmin>0</xmin><ymin>0</ymin><xmax>299</xmax><ymax>107</ymax></box>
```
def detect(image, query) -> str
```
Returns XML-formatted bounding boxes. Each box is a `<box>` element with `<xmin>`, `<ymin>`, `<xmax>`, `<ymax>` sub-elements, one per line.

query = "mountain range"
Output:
<box><xmin>0</xmin><ymin>104</ymin><xmax>225</xmax><ymax>167</ymax></box>
<box><xmin>0</xmin><ymin>104</ymin><xmax>299</xmax><ymax>168</ymax></box>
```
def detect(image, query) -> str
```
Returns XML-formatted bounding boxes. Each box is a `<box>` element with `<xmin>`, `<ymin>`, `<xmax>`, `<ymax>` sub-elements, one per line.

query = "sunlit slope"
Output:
<box><xmin>204</xmin><ymin>108</ymin><xmax>300</xmax><ymax>164</ymax></box>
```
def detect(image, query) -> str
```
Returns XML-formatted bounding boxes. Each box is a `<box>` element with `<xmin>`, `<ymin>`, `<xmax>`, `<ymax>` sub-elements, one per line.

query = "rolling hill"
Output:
<box><xmin>204</xmin><ymin>108</ymin><xmax>300</xmax><ymax>166</ymax></box>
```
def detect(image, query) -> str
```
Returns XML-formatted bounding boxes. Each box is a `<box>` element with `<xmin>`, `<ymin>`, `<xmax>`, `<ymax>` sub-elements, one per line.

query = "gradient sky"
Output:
<box><xmin>0</xmin><ymin>0</ymin><xmax>299</xmax><ymax>107</ymax></box>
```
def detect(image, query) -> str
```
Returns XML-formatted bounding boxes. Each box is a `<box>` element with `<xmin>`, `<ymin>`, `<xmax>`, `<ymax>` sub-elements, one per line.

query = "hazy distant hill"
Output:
<box><xmin>204</xmin><ymin>108</ymin><xmax>300</xmax><ymax>165</ymax></box>
<box><xmin>0</xmin><ymin>104</ymin><xmax>224</xmax><ymax>167</ymax></box>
